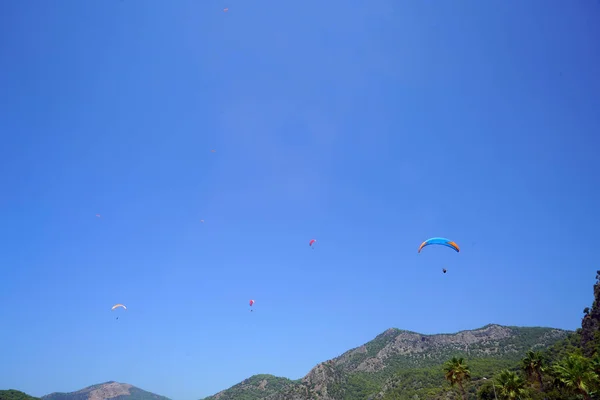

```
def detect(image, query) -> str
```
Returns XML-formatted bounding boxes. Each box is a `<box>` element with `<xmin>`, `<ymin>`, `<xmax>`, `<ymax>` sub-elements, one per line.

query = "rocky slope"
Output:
<box><xmin>199</xmin><ymin>375</ymin><xmax>296</xmax><ymax>400</ymax></box>
<box><xmin>201</xmin><ymin>325</ymin><xmax>570</xmax><ymax>400</ymax></box>
<box><xmin>42</xmin><ymin>382</ymin><xmax>170</xmax><ymax>400</ymax></box>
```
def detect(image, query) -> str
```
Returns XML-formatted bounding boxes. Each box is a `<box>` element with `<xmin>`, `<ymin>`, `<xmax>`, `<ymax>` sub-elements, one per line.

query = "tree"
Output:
<box><xmin>551</xmin><ymin>353</ymin><xmax>598</xmax><ymax>400</ymax></box>
<box><xmin>477</xmin><ymin>380</ymin><xmax>498</xmax><ymax>400</ymax></box>
<box><xmin>521</xmin><ymin>350</ymin><xmax>545</xmax><ymax>392</ymax></box>
<box><xmin>494</xmin><ymin>370</ymin><xmax>529</xmax><ymax>400</ymax></box>
<box><xmin>443</xmin><ymin>357</ymin><xmax>471</xmax><ymax>400</ymax></box>
<box><xmin>591</xmin><ymin>353</ymin><xmax>600</xmax><ymax>377</ymax></box>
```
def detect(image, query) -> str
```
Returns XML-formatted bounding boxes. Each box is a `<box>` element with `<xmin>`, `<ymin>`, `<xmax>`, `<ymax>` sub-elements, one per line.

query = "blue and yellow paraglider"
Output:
<box><xmin>418</xmin><ymin>237</ymin><xmax>460</xmax><ymax>253</ymax></box>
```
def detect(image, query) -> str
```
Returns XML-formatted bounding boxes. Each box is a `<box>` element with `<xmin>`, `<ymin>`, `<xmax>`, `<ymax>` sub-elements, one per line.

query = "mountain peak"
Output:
<box><xmin>42</xmin><ymin>382</ymin><xmax>170</xmax><ymax>400</ymax></box>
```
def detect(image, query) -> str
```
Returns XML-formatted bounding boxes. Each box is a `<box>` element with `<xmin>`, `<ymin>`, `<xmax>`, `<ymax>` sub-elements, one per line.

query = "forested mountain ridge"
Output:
<box><xmin>201</xmin><ymin>325</ymin><xmax>570</xmax><ymax>399</ymax></box>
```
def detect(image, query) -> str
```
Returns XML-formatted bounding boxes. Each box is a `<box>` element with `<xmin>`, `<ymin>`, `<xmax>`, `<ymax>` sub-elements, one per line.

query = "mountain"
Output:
<box><xmin>197</xmin><ymin>375</ymin><xmax>296</xmax><ymax>400</ymax></box>
<box><xmin>200</xmin><ymin>324</ymin><xmax>570</xmax><ymax>400</ymax></box>
<box><xmin>0</xmin><ymin>390</ymin><xmax>40</xmax><ymax>400</ymax></box>
<box><xmin>42</xmin><ymin>382</ymin><xmax>171</xmax><ymax>400</ymax></box>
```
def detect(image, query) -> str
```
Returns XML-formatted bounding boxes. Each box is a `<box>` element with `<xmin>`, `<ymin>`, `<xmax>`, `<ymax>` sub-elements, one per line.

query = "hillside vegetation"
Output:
<box><xmin>201</xmin><ymin>325</ymin><xmax>569</xmax><ymax>399</ymax></box>
<box><xmin>202</xmin><ymin>270</ymin><xmax>600</xmax><ymax>400</ymax></box>
<box><xmin>200</xmin><ymin>375</ymin><xmax>296</xmax><ymax>400</ymax></box>
<box><xmin>0</xmin><ymin>390</ymin><xmax>40</xmax><ymax>400</ymax></box>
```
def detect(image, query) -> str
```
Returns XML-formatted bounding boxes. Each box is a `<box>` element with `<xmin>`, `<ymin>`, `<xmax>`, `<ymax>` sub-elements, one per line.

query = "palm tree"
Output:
<box><xmin>494</xmin><ymin>370</ymin><xmax>528</xmax><ymax>400</ymax></box>
<box><xmin>521</xmin><ymin>350</ymin><xmax>545</xmax><ymax>392</ymax></box>
<box><xmin>551</xmin><ymin>353</ymin><xmax>598</xmax><ymax>400</ymax></box>
<box><xmin>443</xmin><ymin>356</ymin><xmax>471</xmax><ymax>400</ymax></box>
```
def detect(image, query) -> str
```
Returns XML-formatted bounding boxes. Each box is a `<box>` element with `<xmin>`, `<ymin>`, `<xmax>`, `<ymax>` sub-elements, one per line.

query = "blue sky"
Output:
<box><xmin>1</xmin><ymin>0</ymin><xmax>599</xmax><ymax>399</ymax></box>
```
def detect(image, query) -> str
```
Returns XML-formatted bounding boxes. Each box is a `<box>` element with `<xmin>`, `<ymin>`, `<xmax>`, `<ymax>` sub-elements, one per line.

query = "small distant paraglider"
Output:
<box><xmin>200</xmin><ymin>219</ymin><xmax>205</xmax><ymax>223</ymax></box>
<box><xmin>223</xmin><ymin>8</ymin><xmax>228</xmax><ymax>12</ymax></box>
<box><xmin>210</xmin><ymin>149</ymin><xmax>216</xmax><ymax>153</ymax></box>
<box><xmin>95</xmin><ymin>214</ymin><xmax>101</xmax><ymax>218</ymax></box>
<box><xmin>112</xmin><ymin>303</ymin><xmax>126</xmax><ymax>319</ymax></box>
<box><xmin>309</xmin><ymin>239</ymin><xmax>316</xmax><ymax>249</ymax></box>
<box><xmin>442</xmin><ymin>268</ymin><xmax>447</xmax><ymax>274</ymax></box>
<box><xmin>249</xmin><ymin>299</ymin><xmax>255</xmax><ymax>312</ymax></box>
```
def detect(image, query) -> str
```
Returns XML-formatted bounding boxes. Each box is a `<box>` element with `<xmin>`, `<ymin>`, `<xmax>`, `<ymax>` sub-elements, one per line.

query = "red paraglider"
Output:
<box><xmin>309</xmin><ymin>239</ymin><xmax>316</xmax><ymax>249</ymax></box>
<box><xmin>249</xmin><ymin>299</ymin><xmax>255</xmax><ymax>312</ymax></box>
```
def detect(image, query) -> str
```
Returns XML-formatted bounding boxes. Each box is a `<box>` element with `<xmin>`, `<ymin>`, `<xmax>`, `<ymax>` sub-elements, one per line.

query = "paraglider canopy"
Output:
<box><xmin>418</xmin><ymin>237</ymin><xmax>460</xmax><ymax>253</ymax></box>
<box><xmin>309</xmin><ymin>239</ymin><xmax>316</xmax><ymax>247</ymax></box>
<box><xmin>249</xmin><ymin>299</ymin><xmax>255</xmax><ymax>307</ymax></box>
<box><xmin>111</xmin><ymin>304</ymin><xmax>126</xmax><ymax>319</ymax></box>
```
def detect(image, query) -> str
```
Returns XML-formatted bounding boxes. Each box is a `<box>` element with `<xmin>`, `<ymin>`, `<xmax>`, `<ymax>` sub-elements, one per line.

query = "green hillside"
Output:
<box><xmin>201</xmin><ymin>325</ymin><xmax>570</xmax><ymax>400</ymax></box>
<box><xmin>0</xmin><ymin>390</ymin><xmax>40</xmax><ymax>400</ymax></box>
<box><xmin>199</xmin><ymin>375</ymin><xmax>296</xmax><ymax>400</ymax></box>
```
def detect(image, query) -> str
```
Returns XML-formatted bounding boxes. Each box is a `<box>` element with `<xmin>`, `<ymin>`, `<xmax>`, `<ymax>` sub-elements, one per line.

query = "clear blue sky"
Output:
<box><xmin>1</xmin><ymin>0</ymin><xmax>599</xmax><ymax>399</ymax></box>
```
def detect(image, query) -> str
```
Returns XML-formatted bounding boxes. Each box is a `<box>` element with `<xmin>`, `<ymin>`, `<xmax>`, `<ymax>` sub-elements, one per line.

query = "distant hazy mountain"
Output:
<box><xmin>42</xmin><ymin>382</ymin><xmax>170</xmax><ymax>400</ymax></box>
<box><xmin>200</xmin><ymin>324</ymin><xmax>570</xmax><ymax>400</ymax></box>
